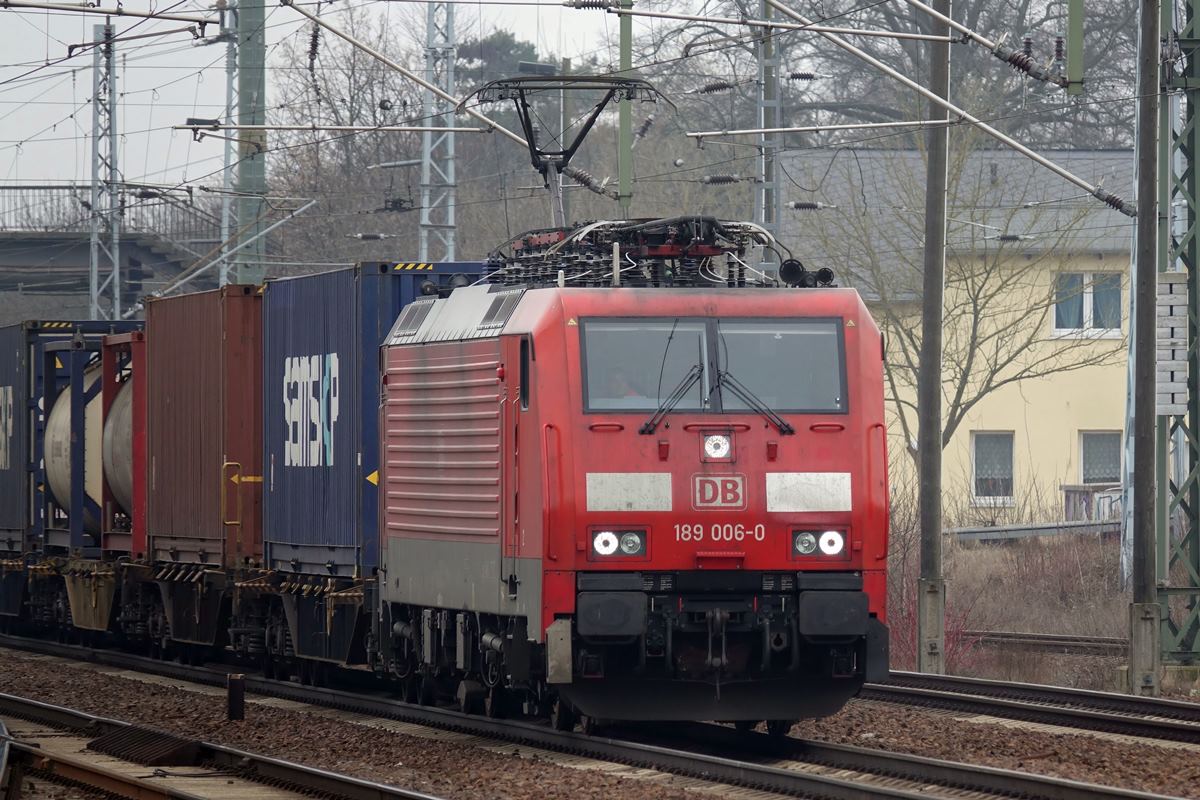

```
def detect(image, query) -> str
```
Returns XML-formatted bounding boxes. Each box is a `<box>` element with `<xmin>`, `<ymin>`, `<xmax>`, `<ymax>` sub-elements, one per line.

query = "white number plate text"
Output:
<box><xmin>675</xmin><ymin>523</ymin><xmax>766</xmax><ymax>543</ymax></box>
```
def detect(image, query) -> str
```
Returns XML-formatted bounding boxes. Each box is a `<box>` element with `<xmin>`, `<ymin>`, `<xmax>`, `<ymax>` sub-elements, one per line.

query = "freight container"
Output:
<box><xmin>0</xmin><ymin>320</ymin><xmax>140</xmax><ymax>619</ymax></box>
<box><xmin>146</xmin><ymin>286</ymin><xmax>262</xmax><ymax>570</ymax></box>
<box><xmin>262</xmin><ymin>261</ymin><xmax>482</xmax><ymax>577</ymax></box>
<box><xmin>0</xmin><ymin>320</ymin><xmax>141</xmax><ymax>556</ymax></box>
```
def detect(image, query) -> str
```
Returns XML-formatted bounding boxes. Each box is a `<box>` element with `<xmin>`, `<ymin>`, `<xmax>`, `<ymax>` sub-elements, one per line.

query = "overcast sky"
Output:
<box><xmin>0</xmin><ymin>0</ymin><xmax>624</xmax><ymax>187</ymax></box>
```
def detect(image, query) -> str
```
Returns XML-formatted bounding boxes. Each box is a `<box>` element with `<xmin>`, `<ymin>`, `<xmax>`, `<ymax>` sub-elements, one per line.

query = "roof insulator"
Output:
<box><xmin>694</xmin><ymin>79</ymin><xmax>736</xmax><ymax>94</ymax></box>
<box><xmin>631</xmin><ymin>114</ymin><xmax>655</xmax><ymax>149</ymax></box>
<box><xmin>563</xmin><ymin>165</ymin><xmax>618</xmax><ymax>199</ymax></box>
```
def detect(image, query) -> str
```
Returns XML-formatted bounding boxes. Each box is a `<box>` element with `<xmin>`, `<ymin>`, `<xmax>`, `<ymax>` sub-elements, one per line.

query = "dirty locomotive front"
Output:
<box><xmin>0</xmin><ymin>217</ymin><xmax>887</xmax><ymax>730</ymax></box>
<box><xmin>376</xmin><ymin>217</ymin><xmax>889</xmax><ymax>726</ymax></box>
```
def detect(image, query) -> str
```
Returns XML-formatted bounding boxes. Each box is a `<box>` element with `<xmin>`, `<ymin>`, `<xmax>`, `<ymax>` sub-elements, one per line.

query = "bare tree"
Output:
<box><xmin>631</xmin><ymin>0</ymin><xmax>1137</xmax><ymax>149</ymax></box>
<box><xmin>266</xmin><ymin>5</ymin><xmax>434</xmax><ymax>268</ymax></box>
<box><xmin>793</xmin><ymin>130</ymin><xmax>1128</xmax><ymax>465</ymax></box>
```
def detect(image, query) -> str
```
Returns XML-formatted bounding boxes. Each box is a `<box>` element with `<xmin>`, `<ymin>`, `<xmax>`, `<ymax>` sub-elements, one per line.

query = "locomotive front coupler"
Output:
<box><xmin>704</xmin><ymin>607</ymin><xmax>730</xmax><ymax>670</ymax></box>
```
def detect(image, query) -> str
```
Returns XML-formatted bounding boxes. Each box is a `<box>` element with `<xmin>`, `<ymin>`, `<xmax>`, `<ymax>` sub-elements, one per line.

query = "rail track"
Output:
<box><xmin>964</xmin><ymin>629</ymin><xmax>1129</xmax><ymax>655</ymax></box>
<box><xmin>0</xmin><ymin>690</ymin><xmax>443</xmax><ymax>800</ymax></box>
<box><xmin>0</xmin><ymin>632</ymin><xmax>1184</xmax><ymax>800</ymax></box>
<box><xmin>865</xmin><ymin>670</ymin><xmax>1200</xmax><ymax>743</ymax></box>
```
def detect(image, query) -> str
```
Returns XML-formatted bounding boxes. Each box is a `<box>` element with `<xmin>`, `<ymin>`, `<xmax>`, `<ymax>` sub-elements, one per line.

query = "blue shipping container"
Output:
<box><xmin>263</xmin><ymin>261</ymin><xmax>483</xmax><ymax>577</ymax></box>
<box><xmin>0</xmin><ymin>320</ymin><xmax>141</xmax><ymax>553</ymax></box>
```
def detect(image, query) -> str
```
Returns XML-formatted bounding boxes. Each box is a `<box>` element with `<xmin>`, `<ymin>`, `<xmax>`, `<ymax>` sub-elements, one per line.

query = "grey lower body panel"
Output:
<box><xmin>380</xmin><ymin>538</ymin><xmax>542</xmax><ymax>637</ymax></box>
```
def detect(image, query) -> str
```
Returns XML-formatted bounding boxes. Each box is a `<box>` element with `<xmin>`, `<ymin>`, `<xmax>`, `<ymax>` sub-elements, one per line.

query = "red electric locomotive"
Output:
<box><xmin>376</xmin><ymin>217</ymin><xmax>889</xmax><ymax>728</ymax></box>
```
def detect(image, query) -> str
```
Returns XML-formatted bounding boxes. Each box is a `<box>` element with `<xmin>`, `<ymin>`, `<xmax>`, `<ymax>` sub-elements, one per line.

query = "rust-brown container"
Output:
<box><xmin>146</xmin><ymin>285</ymin><xmax>263</xmax><ymax>569</ymax></box>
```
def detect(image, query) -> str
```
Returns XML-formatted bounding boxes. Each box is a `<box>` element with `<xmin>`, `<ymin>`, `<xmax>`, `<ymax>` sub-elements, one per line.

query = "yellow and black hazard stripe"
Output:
<box><xmin>393</xmin><ymin>263</ymin><xmax>434</xmax><ymax>271</ymax></box>
<box><xmin>39</xmin><ymin>321</ymin><xmax>73</xmax><ymax>329</ymax></box>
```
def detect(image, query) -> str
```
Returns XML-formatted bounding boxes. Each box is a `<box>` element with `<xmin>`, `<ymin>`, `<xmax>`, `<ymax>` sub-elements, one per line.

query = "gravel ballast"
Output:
<box><xmin>2</xmin><ymin>648</ymin><xmax>1198</xmax><ymax>798</ymax></box>
<box><xmin>0</xmin><ymin>650</ymin><xmax>695</xmax><ymax>800</ymax></box>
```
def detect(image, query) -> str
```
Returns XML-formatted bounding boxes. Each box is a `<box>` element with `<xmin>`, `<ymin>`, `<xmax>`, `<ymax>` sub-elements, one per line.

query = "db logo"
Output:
<box><xmin>692</xmin><ymin>474</ymin><xmax>747</xmax><ymax>510</ymax></box>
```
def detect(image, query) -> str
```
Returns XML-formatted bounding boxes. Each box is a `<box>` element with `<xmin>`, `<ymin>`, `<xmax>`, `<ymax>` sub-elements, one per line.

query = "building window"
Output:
<box><xmin>973</xmin><ymin>432</ymin><xmax>1014</xmax><ymax>501</ymax></box>
<box><xmin>1054</xmin><ymin>273</ymin><xmax>1122</xmax><ymax>334</ymax></box>
<box><xmin>1081</xmin><ymin>431</ymin><xmax>1121</xmax><ymax>484</ymax></box>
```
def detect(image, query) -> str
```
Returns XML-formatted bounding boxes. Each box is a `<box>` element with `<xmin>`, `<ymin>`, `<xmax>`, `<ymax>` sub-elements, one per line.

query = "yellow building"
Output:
<box><xmin>779</xmin><ymin>148</ymin><xmax>1132</xmax><ymax>523</ymax></box>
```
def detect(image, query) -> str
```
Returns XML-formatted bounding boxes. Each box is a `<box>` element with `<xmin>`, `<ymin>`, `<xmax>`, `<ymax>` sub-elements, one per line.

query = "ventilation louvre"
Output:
<box><xmin>394</xmin><ymin>300</ymin><xmax>435</xmax><ymax>337</ymax></box>
<box><xmin>478</xmin><ymin>292</ymin><xmax>522</xmax><ymax>330</ymax></box>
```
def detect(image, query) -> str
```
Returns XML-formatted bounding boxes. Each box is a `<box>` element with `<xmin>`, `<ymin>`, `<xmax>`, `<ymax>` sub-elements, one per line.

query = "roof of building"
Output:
<box><xmin>776</xmin><ymin>148</ymin><xmax>1135</xmax><ymax>293</ymax></box>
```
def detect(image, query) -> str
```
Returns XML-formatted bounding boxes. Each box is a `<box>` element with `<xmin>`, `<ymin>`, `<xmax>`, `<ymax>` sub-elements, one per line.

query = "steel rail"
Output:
<box><xmin>0</xmin><ymin>634</ymin><xmax>1180</xmax><ymax>800</ymax></box>
<box><xmin>0</xmin><ymin>691</ymin><xmax>445</xmax><ymax>800</ymax></box>
<box><xmin>1</xmin><ymin>739</ymin><xmax>210</xmax><ymax>800</ymax></box>
<box><xmin>865</xmin><ymin>671</ymin><xmax>1200</xmax><ymax>742</ymax></box>
<box><xmin>963</xmin><ymin>629</ymin><xmax>1129</xmax><ymax>655</ymax></box>
<box><xmin>882</xmin><ymin>670</ymin><xmax>1200</xmax><ymax>722</ymax></box>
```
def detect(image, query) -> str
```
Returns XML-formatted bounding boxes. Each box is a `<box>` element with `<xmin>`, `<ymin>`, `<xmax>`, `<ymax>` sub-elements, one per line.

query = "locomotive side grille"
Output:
<box><xmin>382</xmin><ymin>342</ymin><xmax>503</xmax><ymax>539</ymax></box>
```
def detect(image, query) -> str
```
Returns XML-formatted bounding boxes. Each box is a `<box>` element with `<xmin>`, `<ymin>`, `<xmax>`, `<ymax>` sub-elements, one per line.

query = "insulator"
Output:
<box><xmin>788</xmin><ymin>71</ymin><xmax>819</xmax><ymax>81</ymax></box>
<box><xmin>702</xmin><ymin>174</ymin><xmax>741</xmax><ymax>185</ymax></box>
<box><xmin>788</xmin><ymin>201</ymin><xmax>836</xmax><ymax>210</ymax></box>
<box><xmin>564</xmin><ymin>165</ymin><xmax>599</xmax><ymax>188</ymax></box>
<box><xmin>307</xmin><ymin>22</ymin><xmax>322</xmax><ymax>100</ymax></box>
<box><xmin>1003</xmin><ymin>49</ymin><xmax>1035</xmax><ymax>73</ymax></box>
<box><xmin>563</xmin><ymin>166</ymin><xmax>616</xmax><ymax>199</ymax></box>
<box><xmin>1022</xmin><ymin>36</ymin><xmax>1032</xmax><ymax>57</ymax></box>
<box><xmin>307</xmin><ymin>22</ymin><xmax>320</xmax><ymax>66</ymax></box>
<box><xmin>633</xmin><ymin>114</ymin><xmax>655</xmax><ymax>142</ymax></box>
<box><xmin>695</xmin><ymin>80</ymin><xmax>735</xmax><ymax>94</ymax></box>
<box><xmin>1054</xmin><ymin>36</ymin><xmax>1064</xmax><ymax>60</ymax></box>
<box><xmin>564</xmin><ymin>0</ymin><xmax>616</xmax><ymax>7</ymax></box>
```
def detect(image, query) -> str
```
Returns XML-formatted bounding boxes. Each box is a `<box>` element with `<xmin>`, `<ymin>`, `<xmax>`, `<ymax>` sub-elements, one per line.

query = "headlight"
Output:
<box><xmin>591</xmin><ymin>529</ymin><xmax>646</xmax><ymax>557</ymax></box>
<box><xmin>818</xmin><ymin>530</ymin><xmax>845</xmax><ymax>555</ymax></box>
<box><xmin>619</xmin><ymin>531</ymin><xmax>645</xmax><ymax>555</ymax></box>
<box><xmin>593</xmin><ymin>531</ymin><xmax>619</xmax><ymax>556</ymax></box>
<box><xmin>793</xmin><ymin>531</ymin><xmax>817</xmax><ymax>555</ymax></box>
<box><xmin>703</xmin><ymin>434</ymin><xmax>732</xmax><ymax>459</ymax></box>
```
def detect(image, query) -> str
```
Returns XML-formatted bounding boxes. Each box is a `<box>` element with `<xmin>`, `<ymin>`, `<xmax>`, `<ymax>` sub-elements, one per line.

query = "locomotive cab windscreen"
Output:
<box><xmin>580</xmin><ymin>317</ymin><xmax>847</xmax><ymax>415</ymax></box>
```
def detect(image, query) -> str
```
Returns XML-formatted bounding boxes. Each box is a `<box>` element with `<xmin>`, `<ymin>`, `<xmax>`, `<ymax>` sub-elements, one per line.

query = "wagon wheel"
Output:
<box><xmin>417</xmin><ymin>673</ymin><xmax>437</xmax><ymax>706</ymax></box>
<box><xmin>765</xmin><ymin>719</ymin><xmax>795</xmax><ymax>737</ymax></box>
<box><xmin>484</xmin><ymin>687</ymin><xmax>508</xmax><ymax>719</ymax></box>
<box><xmin>400</xmin><ymin>673</ymin><xmax>420</xmax><ymax>704</ymax></box>
<box><xmin>550</xmin><ymin>697</ymin><xmax>576</xmax><ymax>731</ymax></box>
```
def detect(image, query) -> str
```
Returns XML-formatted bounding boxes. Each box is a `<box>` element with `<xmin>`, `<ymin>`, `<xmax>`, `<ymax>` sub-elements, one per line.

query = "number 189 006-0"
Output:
<box><xmin>674</xmin><ymin>523</ymin><xmax>767</xmax><ymax>542</ymax></box>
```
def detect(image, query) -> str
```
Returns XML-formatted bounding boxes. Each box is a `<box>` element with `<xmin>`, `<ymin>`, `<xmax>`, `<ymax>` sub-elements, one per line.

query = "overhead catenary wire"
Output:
<box><xmin>176</xmin><ymin>123</ymin><xmax>488</xmax><ymax>133</ymax></box>
<box><xmin>2</xmin><ymin>0</ymin><xmax>1132</xmax><ymax>247</ymax></box>
<box><xmin>893</xmin><ymin>0</ymin><xmax>1068</xmax><ymax>86</ymax></box>
<box><xmin>0</xmin><ymin>0</ymin><xmax>218</xmax><ymax>27</ymax></box>
<box><xmin>687</xmin><ymin>119</ymin><xmax>952</xmax><ymax>140</ymax></box>
<box><xmin>601</xmin><ymin>6</ymin><xmax>959</xmax><ymax>43</ymax></box>
<box><xmin>759</xmin><ymin>0</ymin><xmax>1134</xmax><ymax>217</ymax></box>
<box><xmin>278</xmin><ymin>0</ymin><xmax>528</xmax><ymax>147</ymax></box>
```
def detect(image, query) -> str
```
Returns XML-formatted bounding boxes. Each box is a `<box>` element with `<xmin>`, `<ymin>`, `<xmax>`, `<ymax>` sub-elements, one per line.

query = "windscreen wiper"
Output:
<box><xmin>716</xmin><ymin>371</ymin><xmax>795</xmax><ymax>435</ymax></box>
<box><xmin>639</xmin><ymin>363</ymin><xmax>703</xmax><ymax>434</ymax></box>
